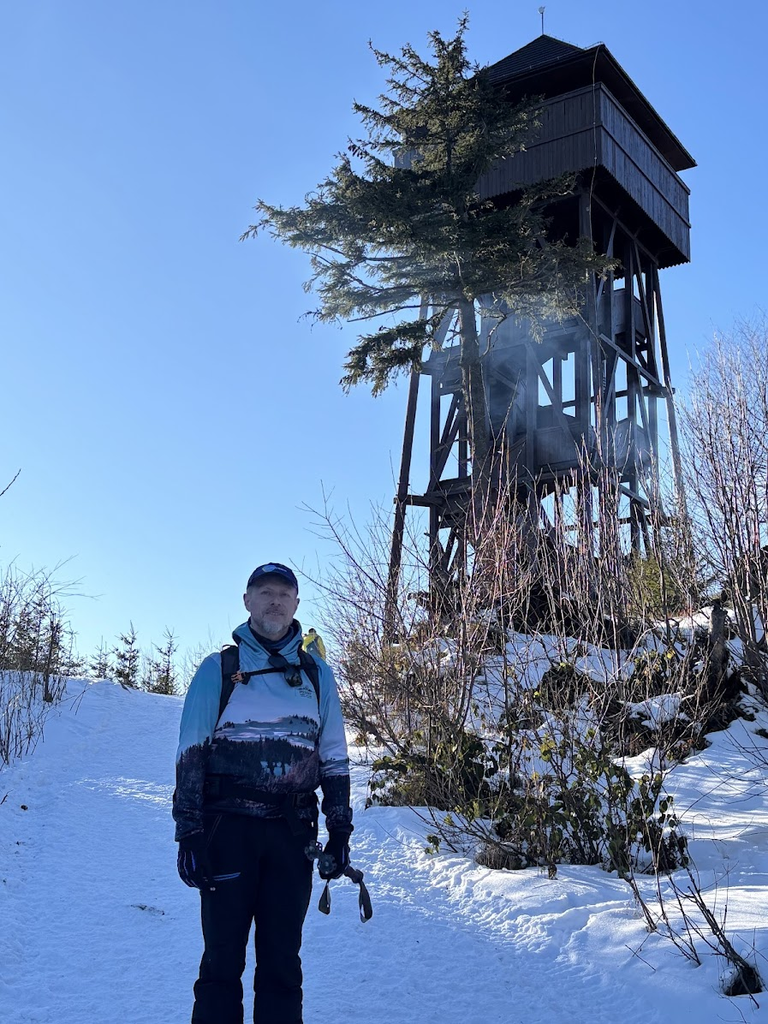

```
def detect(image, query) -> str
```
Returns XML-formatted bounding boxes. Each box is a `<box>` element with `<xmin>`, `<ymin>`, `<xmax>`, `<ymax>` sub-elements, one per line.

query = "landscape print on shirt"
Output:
<box><xmin>201</xmin><ymin>668</ymin><xmax>323</xmax><ymax>789</ymax></box>
<box><xmin>208</xmin><ymin>713</ymin><xmax>322</xmax><ymax>791</ymax></box>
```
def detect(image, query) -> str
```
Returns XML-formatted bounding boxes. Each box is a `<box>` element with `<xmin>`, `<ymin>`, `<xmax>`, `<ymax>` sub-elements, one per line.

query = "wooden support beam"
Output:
<box><xmin>598</xmin><ymin>333</ymin><xmax>663</xmax><ymax>388</ymax></box>
<box><xmin>596</xmin><ymin>218</ymin><xmax>618</xmax><ymax>307</ymax></box>
<box><xmin>432</xmin><ymin>306</ymin><xmax>459</xmax><ymax>350</ymax></box>
<box><xmin>525</xmin><ymin>340</ymin><xmax>580</xmax><ymax>436</ymax></box>
<box><xmin>458</xmin><ymin>406</ymin><xmax>469</xmax><ymax>479</ymax></box>
<box><xmin>591</xmin><ymin>194</ymin><xmax>668</xmax><ymax>266</ymax></box>
<box><xmin>652</xmin><ymin>266</ymin><xmax>688</xmax><ymax>517</ymax></box>
<box><xmin>432</xmin><ymin>393</ymin><xmax>462</xmax><ymax>482</ymax></box>
<box><xmin>631</xmin><ymin>240</ymin><xmax>660</xmax><ymax>384</ymax></box>
<box><xmin>525</xmin><ymin>332</ymin><xmax>538</xmax><ymax>478</ymax></box>
<box><xmin>385</xmin><ymin>367</ymin><xmax>422</xmax><ymax>638</ymax></box>
<box><xmin>428</xmin><ymin>369</ymin><xmax>441</xmax><ymax>489</ymax></box>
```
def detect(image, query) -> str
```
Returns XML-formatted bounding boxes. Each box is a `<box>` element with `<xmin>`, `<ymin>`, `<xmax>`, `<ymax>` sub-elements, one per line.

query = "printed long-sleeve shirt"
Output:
<box><xmin>173</xmin><ymin>620</ymin><xmax>352</xmax><ymax>841</ymax></box>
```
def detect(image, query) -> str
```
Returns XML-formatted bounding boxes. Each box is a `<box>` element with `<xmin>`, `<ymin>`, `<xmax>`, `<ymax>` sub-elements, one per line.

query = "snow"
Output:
<box><xmin>2</xmin><ymin>679</ymin><xmax>768</xmax><ymax>1023</ymax></box>
<box><xmin>626</xmin><ymin>693</ymin><xmax>687</xmax><ymax>730</ymax></box>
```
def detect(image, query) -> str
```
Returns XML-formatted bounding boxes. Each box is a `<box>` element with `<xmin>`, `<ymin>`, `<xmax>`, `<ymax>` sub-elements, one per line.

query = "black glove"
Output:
<box><xmin>177</xmin><ymin>833</ymin><xmax>214</xmax><ymax>890</ymax></box>
<box><xmin>318</xmin><ymin>831</ymin><xmax>351</xmax><ymax>880</ymax></box>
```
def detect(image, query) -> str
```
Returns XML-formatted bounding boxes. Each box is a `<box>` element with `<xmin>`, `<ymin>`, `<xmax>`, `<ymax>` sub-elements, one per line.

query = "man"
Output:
<box><xmin>173</xmin><ymin>562</ymin><xmax>353</xmax><ymax>1024</ymax></box>
<box><xmin>301</xmin><ymin>627</ymin><xmax>326</xmax><ymax>661</ymax></box>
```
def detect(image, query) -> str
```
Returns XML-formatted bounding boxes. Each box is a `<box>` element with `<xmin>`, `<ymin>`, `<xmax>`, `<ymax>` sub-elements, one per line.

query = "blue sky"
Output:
<box><xmin>1</xmin><ymin>1</ymin><xmax>766</xmax><ymax>664</ymax></box>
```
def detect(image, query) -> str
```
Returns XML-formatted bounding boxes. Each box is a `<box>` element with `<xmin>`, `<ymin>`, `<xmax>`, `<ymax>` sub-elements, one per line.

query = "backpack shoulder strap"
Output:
<box><xmin>219</xmin><ymin>641</ymin><xmax>319</xmax><ymax>722</ymax></box>
<box><xmin>218</xmin><ymin>643</ymin><xmax>240</xmax><ymax>724</ymax></box>
<box><xmin>297</xmin><ymin>646</ymin><xmax>321</xmax><ymax>707</ymax></box>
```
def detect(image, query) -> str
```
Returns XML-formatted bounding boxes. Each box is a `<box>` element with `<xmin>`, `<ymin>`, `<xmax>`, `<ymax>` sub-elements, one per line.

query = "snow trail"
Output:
<box><xmin>1</xmin><ymin>681</ymin><xmax>766</xmax><ymax>1023</ymax></box>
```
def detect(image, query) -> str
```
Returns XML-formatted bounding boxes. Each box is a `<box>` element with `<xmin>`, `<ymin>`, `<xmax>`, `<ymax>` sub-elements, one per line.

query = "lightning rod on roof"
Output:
<box><xmin>538</xmin><ymin>6</ymin><xmax>545</xmax><ymax>34</ymax></box>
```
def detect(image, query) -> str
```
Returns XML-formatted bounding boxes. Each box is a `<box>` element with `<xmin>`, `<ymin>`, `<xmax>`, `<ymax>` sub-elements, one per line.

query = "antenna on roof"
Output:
<box><xmin>538</xmin><ymin>6</ymin><xmax>545</xmax><ymax>34</ymax></box>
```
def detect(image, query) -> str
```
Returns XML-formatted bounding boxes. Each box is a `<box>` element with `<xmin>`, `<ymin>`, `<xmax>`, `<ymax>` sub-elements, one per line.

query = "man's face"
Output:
<box><xmin>243</xmin><ymin>578</ymin><xmax>300</xmax><ymax>640</ymax></box>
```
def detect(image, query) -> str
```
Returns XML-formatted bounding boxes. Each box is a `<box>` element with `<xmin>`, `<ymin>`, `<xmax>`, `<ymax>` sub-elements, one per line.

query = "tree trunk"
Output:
<box><xmin>458</xmin><ymin>299</ymin><xmax>493</xmax><ymax>535</ymax></box>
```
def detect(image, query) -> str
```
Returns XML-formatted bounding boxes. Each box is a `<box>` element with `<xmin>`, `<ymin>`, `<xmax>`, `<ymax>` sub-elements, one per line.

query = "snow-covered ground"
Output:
<box><xmin>2</xmin><ymin>679</ymin><xmax>768</xmax><ymax>1024</ymax></box>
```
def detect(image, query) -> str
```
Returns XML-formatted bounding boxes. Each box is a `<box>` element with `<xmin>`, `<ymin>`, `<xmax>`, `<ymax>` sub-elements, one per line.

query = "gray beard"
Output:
<box><xmin>250</xmin><ymin>613</ymin><xmax>291</xmax><ymax>640</ymax></box>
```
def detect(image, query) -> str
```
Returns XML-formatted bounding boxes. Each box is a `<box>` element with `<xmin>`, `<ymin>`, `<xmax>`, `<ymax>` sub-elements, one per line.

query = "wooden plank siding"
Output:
<box><xmin>477</xmin><ymin>84</ymin><xmax>691</xmax><ymax>265</ymax></box>
<box><xmin>599</xmin><ymin>88</ymin><xmax>689</xmax><ymax>215</ymax></box>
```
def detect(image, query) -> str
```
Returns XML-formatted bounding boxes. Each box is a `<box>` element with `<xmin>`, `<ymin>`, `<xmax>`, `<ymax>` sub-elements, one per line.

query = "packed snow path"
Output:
<box><xmin>1</xmin><ymin>681</ymin><xmax>767</xmax><ymax>1023</ymax></box>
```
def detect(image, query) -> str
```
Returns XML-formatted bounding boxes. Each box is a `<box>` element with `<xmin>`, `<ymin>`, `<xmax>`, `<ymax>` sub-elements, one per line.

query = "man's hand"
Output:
<box><xmin>318</xmin><ymin>831</ymin><xmax>351</xmax><ymax>880</ymax></box>
<box><xmin>177</xmin><ymin>833</ymin><xmax>215</xmax><ymax>890</ymax></box>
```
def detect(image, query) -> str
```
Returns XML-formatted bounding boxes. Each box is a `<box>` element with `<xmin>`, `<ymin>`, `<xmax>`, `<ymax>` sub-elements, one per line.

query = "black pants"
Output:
<box><xmin>191</xmin><ymin>814</ymin><xmax>314</xmax><ymax>1024</ymax></box>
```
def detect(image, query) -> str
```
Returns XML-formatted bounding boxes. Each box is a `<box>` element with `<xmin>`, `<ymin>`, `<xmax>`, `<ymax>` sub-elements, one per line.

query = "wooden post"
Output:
<box><xmin>652</xmin><ymin>267</ymin><xmax>688</xmax><ymax>519</ymax></box>
<box><xmin>385</xmin><ymin>367</ymin><xmax>422</xmax><ymax>639</ymax></box>
<box><xmin>706</xmin><ymin>599</ymin><xmax>728</xmax><ymax>702</ymax></box>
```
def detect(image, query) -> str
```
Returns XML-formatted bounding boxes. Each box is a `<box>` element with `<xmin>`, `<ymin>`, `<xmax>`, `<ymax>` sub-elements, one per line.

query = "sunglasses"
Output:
<box><xmin>267</xmin><ymin>652</ymin><xmax>304</xmax><ymax>687</ymax></box>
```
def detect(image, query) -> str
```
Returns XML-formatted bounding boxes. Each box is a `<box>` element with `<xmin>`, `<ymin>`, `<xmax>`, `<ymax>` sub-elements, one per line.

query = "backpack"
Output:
<box><xmin>218</xmin><ymin>639</ymin><xmax>321</xmax><ymax>724</ymax></box>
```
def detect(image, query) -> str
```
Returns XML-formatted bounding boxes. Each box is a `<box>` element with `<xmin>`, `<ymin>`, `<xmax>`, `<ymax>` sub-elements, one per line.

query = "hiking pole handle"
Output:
<box><xmin>305</xmin><ymin>841</ymin><xmax>335</xmax><ymax>877</ymax></box>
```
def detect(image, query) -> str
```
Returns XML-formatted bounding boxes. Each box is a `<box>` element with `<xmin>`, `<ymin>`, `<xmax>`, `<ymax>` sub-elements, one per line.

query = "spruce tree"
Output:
<box><xmin>9</xmin><ymin>592</ymin><xmax>47</xmax><ymax>672</ymax></box>
<box><xmin>143</xmin><ymin>628</ymin><xmax>178</xmax><ymax>695</ymax></box>
<box><xmin>90</xmin><ymin>639</ymin><xmax>113</xmax><ymax>681</ymax></box>
<box><xmin>113</xmin><ymin>624</ymin><xmax>140</xmax><ymax>689</ymax></box>
<box><xmin>246</xmin><ymin>16</ymin><xmax>609</xmax><ymax>511</ymax></box>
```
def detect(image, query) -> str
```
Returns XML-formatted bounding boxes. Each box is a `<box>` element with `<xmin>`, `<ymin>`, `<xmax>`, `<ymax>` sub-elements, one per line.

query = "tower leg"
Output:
<box><xmin>385</xmin><ymin>367</ymin><xmax>421</xmax><ymax>639</ymax></box>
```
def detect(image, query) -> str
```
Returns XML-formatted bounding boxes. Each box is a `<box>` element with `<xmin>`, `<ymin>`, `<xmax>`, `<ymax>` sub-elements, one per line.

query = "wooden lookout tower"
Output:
<box><xmin>388</xmin><ymin>34</ymin><xmax>695</xmax><ymax>602</ymax></box>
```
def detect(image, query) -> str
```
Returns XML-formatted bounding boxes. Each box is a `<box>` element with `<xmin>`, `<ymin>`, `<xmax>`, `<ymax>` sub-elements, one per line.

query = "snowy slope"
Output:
<box><xmin>1</xmin><ymin>680</ymin><xmax>768</xmax><ymax>1024</ymax></box>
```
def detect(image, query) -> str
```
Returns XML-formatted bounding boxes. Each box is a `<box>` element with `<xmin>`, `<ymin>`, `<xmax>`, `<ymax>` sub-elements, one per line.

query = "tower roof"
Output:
<box><xmin>486</xmin><ymin>34</ymin><xmax>583</xmax><ymax>79</ymax></box>
<box><xmin>487</xmin><ymin>36</ymin><xmax>695</xmax><ymax>171</ymax></box>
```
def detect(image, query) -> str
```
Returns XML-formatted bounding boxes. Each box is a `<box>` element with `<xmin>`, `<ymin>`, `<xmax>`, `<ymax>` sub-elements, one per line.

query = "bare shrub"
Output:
<box><xmin>679</xmin><ymin>318</ymin><xmax>768</xmax><ymax>697</ymax></box>
<box><xmin>627</xmin><ymin>864</ymin><xmax>764</xmax><ymax>1000</ymax></box>
<box><xmin>0</xmin><ymin>564</ymin><xmax>79</xmax><ymax>764</ymax></box>
<box><xmin>308</xmin><ymin>461</ymin><xmax>717</xmax><ymax>876</ymax></box>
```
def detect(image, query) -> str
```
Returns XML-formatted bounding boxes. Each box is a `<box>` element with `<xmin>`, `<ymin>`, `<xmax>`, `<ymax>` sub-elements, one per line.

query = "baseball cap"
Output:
<box><xmin>246</xmin><ymin>563</ymin><xmax>299</xmax><ymax>591</ymax></box>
